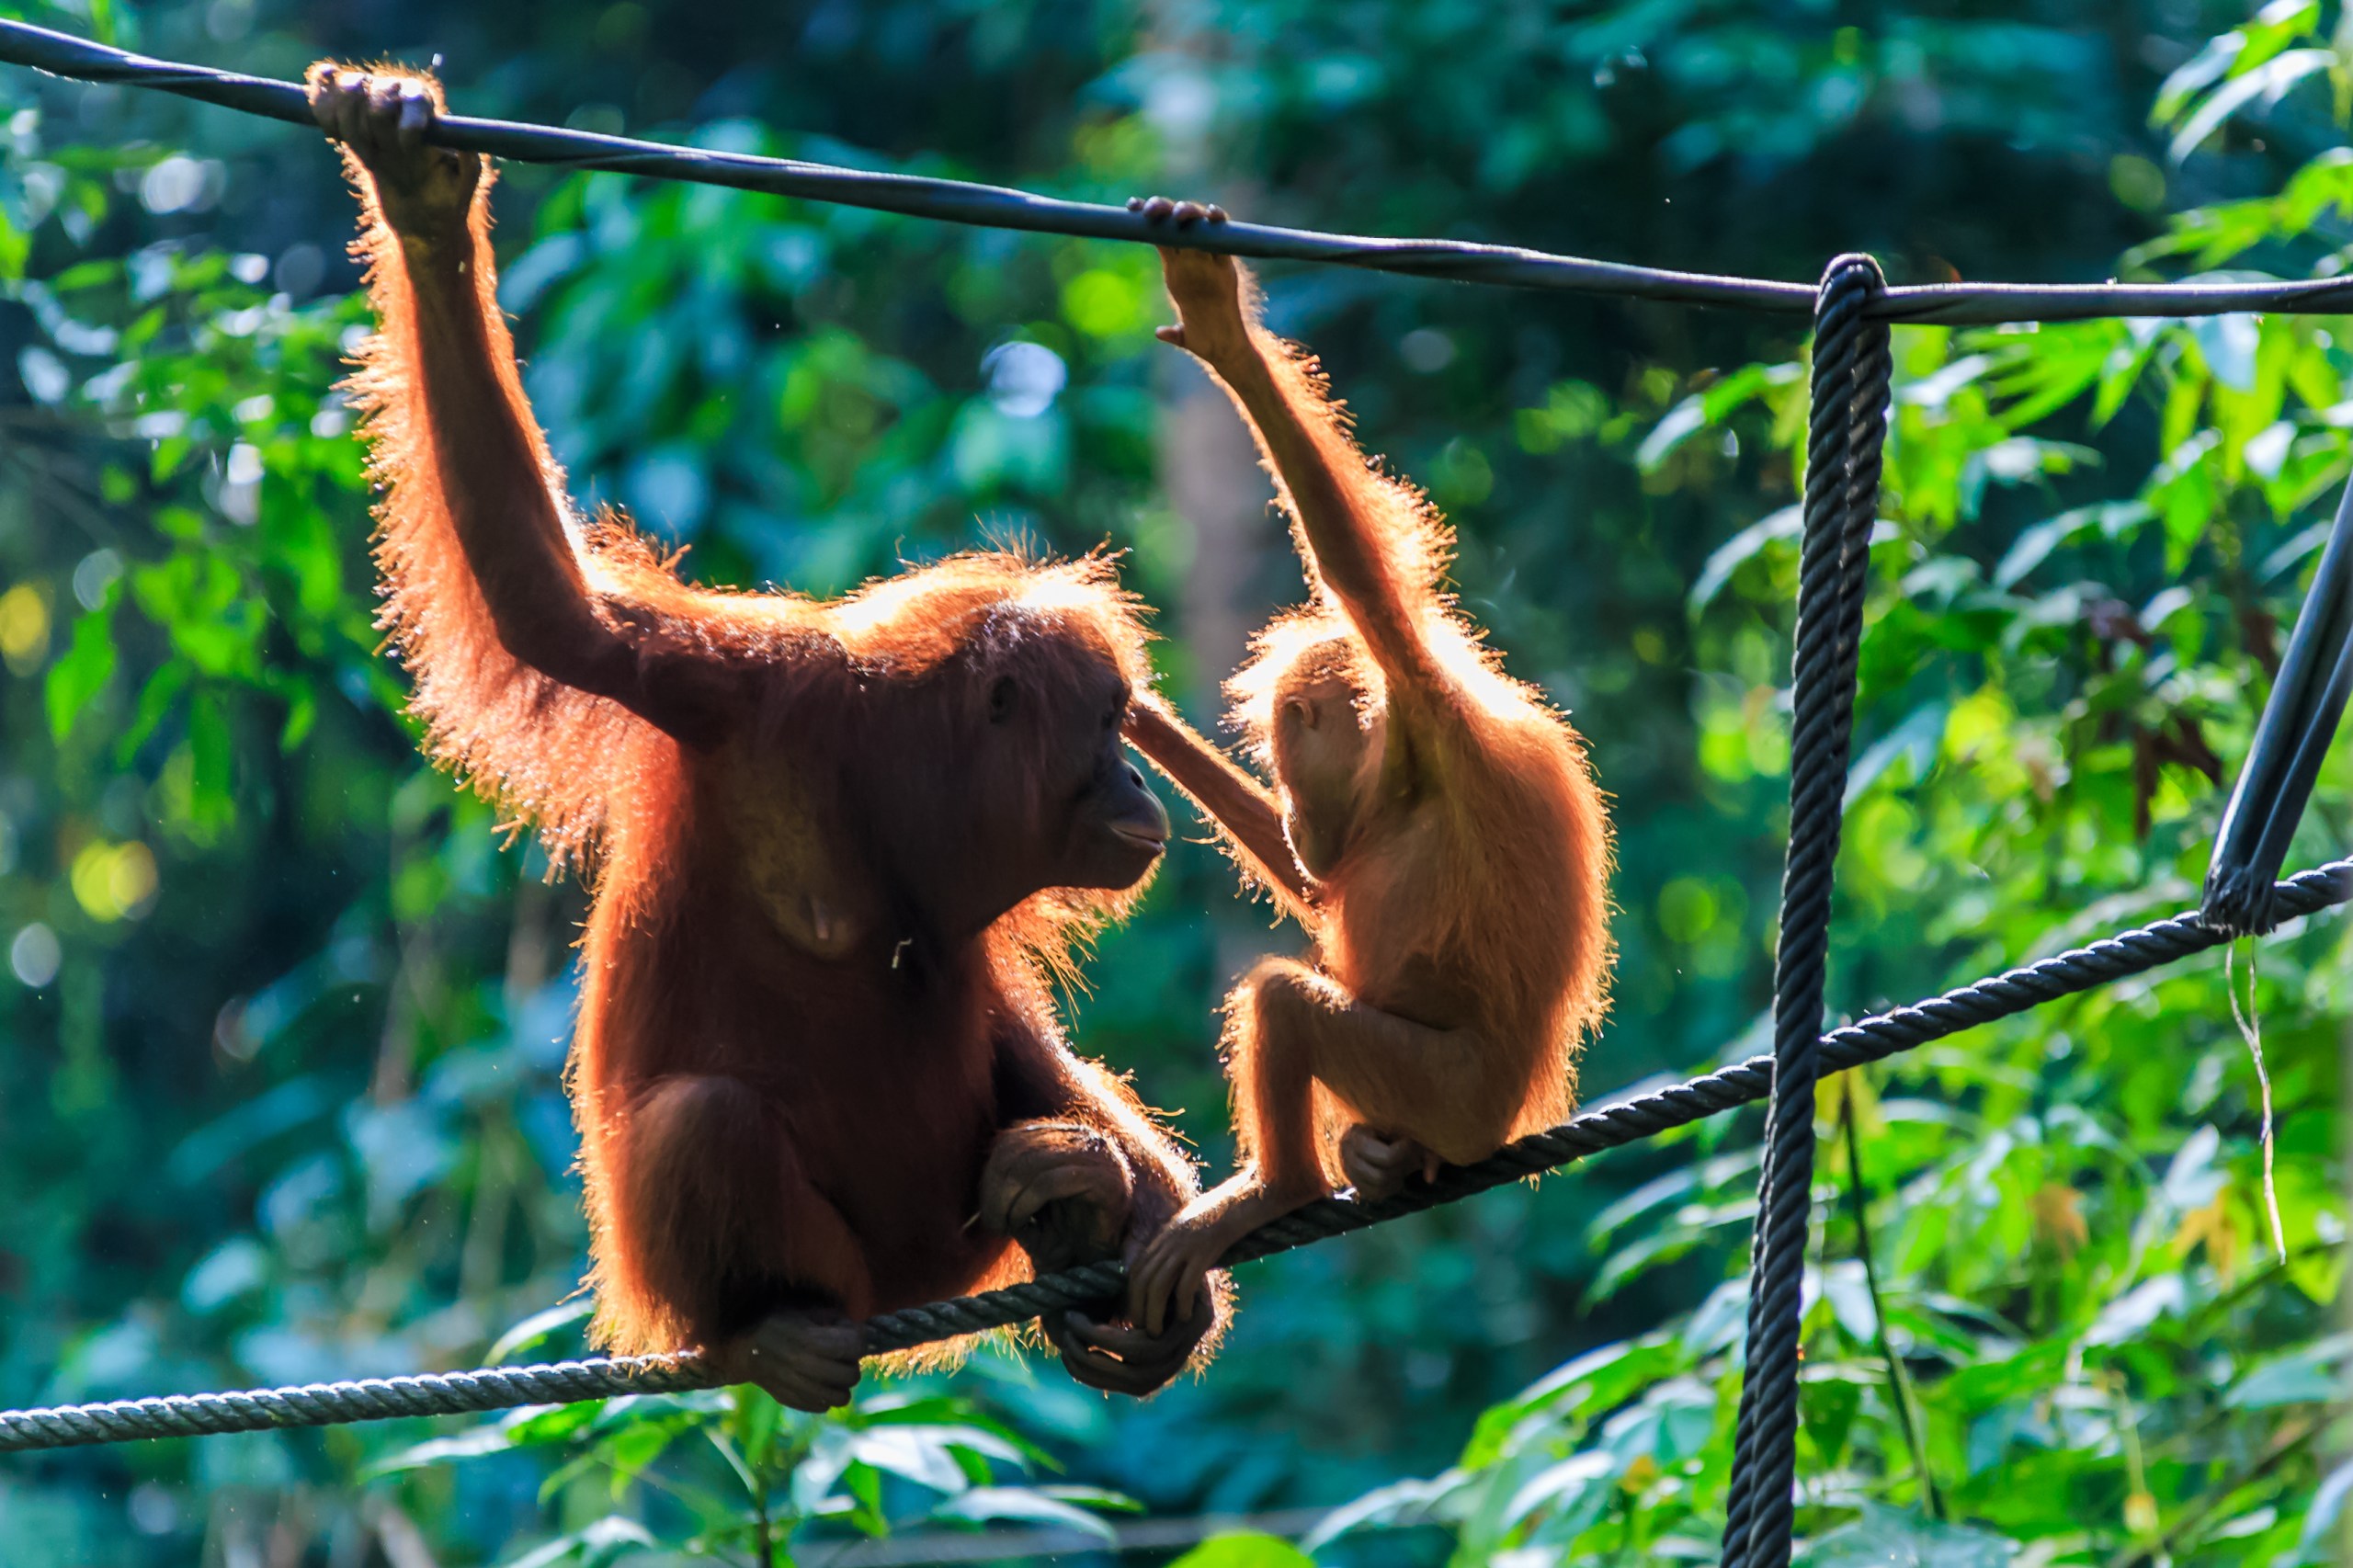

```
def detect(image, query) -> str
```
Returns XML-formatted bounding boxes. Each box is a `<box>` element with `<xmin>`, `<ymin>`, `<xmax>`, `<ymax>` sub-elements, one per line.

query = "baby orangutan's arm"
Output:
<box><xmin>1123</xmin><ymin>694</ymin><xmax>1316</xmax><ymax>918</ymax></box>
<box><xmin>1136</xmin><ymin>199</ymin><xmax>1452</xmax><ymax>710</ymax></box>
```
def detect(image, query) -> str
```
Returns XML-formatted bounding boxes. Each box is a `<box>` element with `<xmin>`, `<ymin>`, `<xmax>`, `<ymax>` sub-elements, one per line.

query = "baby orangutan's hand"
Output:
<box><xmin>1130</xmin><ymin>197</ymin><xmax>1255</xmax><ymax>365</ymax></box>
<box><xmin>307</xmin><ymin>63</ymin><xmax>482</xmax><ymax>243</ymax></box>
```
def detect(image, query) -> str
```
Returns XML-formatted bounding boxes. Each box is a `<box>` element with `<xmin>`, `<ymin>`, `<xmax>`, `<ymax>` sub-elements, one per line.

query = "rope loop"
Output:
<box><xmin>1722</xmin><ymin>255</ymin><xmax>1891</xmax><ymax>1568</ymax></box>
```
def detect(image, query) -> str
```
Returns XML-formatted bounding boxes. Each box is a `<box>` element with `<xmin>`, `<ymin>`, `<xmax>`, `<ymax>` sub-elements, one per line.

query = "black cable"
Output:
<box><xmin>7</xmin><ymin>19</ymin><xmax>2353</xmax><ymax>324</ymax></box>
<box><xmin>2204</xmin><ymin>479</ymin><xmax>2353</xmax><ymax>935</ymax></box>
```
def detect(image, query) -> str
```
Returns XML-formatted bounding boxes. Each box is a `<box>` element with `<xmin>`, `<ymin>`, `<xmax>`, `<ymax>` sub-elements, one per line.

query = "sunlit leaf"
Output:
<box><xmin>1690</xmin><ymin>505</ymin><xmax>1802</xmax><ymax>609</ymax></box>
<box><xmin>1801</xmin><ymin>1503</ymin><xmax>2015</xmax><ymax>1566</ymax></box>
<box><xmin>2167</xmin><ymin>51</ymin><xmax>2335</xmax><ymax>164</ymax></box>
<box><xmin>930</xmin><ymin>1486</ymin><xmax>1119</xmax><ymax>1542</ymax></box>
<box><xmin>1167</xmin><ymin>1532</ymin><xmax>1317</xmax><ymax>1568</ymax></box>
<box><xmin>43</xmin><ymin>599</ymin><xmax>116</xmax><ymax>739</ymax></box>
<box><xmin>488</xmin><ymin>1301</ymin><xmax>597</xmax><ymax>1366</ymax></box>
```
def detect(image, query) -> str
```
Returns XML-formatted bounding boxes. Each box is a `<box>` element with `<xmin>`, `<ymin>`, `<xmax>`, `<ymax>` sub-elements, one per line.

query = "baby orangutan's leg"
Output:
<box><xmin>1129</xmin><ymin>959</ymin><xmax>1486</xmax><ymax>1334</ymax></box>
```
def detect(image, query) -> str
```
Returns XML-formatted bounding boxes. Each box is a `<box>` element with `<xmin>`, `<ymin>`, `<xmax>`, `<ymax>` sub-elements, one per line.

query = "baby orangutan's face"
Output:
<box><xmin>1270</xmin><ymin>646</ymin><xmax>1386</xmax><ymax>880</ymax></box>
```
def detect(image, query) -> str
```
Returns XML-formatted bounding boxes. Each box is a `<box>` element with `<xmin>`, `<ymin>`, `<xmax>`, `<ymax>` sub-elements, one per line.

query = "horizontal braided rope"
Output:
<box><xmin>3</xmin><ymin>858</ymin><xmax>2343</xmax><ymax>1453</ymax></box>
<box><xmin>6</xmin><ymin>19</ymin><xmax>2353</xmax><ymax>325</ymax></box>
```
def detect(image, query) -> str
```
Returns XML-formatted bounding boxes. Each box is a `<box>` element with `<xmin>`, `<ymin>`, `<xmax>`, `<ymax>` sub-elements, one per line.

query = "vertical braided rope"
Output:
<box><xmin>1721</xmin><ymin>255</ymin><xmax>1890</xmax><ymax>1568</ymax></box>
<box><xmin>1719</xmin><ymin>260</ymin><xmax>1866</xmax><ymax>1564</ymax></box>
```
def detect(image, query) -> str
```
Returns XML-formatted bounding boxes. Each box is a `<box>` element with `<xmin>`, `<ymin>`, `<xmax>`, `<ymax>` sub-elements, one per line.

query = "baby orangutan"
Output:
<box><xmin>1120</xmin><ymin>200</ymin><xmax>1614</xmax><ymax>1335</ymax></box>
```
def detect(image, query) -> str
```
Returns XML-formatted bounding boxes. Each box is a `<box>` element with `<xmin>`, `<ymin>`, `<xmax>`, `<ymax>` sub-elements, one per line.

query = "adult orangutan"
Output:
<box><xmin>1117</xmin><ymin>202</ymin><xmax>1615</xmax><ymax>1335</ymax></box>
<box><xmin>308</xmin><ymin>66</ymin><xmax>1218</xmax><ymax>1409</ymax></box>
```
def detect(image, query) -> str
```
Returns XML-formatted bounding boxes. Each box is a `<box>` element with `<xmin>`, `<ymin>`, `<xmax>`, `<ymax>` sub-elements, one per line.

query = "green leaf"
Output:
<box><xmin>1635</xmin><ymin>395</ymin><xmax>1711</xmax><ymax>472</ymax></box>
<box><xmin>1845</xmin><ymin>703</ymin><xmax>1949</xmax><ymax>803</ymax></box>
<box><xmin>362</xmin><ymin>1426</ymin><xmax>522</xmax><ymax>1477</ymax></box>
<box><xmin>504</xmin><ymin>1516</ymin><xmax>659</xmax><ymax>1568</ymax></box>
<box><xmin>929</xmin><ymin>1486</ymin><xmax>1119</xmax><ymax>1543</ymax></box>
<box><xmin>2085</xmin><ymin>1274</ymin><xmax>2188</xmax><ymax>1346</ymax></box>
<box><xmin>2154</xmin><ymin>33</ymin><xmax>2247</xmax><ymax>125</ymax></box>
<box><xmin>2299</xmin><ymin>1460</ymin><xmax>2353</xmax><ymax>1558</ymax></box>
<box><xmin>1035</xmin><ymin>1485</ymin><xmax>1142</xmax><ymax>1510</ymax></box>
<box><xmin>185</xmin><ymin>687</ymin><xmax>235</xmax><ymax>832</ymax></box>
<box><xmin>1690</xmin><ymin>505</ymin><xmax>1802</xmax><ymax>609</ymax></box>
<box><xmin>2225</xmin><ymin>1331</ymin><xmax>2351</xmax><ymax>1407</ymax></box>
<box><xmin>503</xmin><ymin>1400</ymin><xmax>610</xmax><ymax>1448</ymax></box>
<box><xmin>1167</xmin><ymin>1531</ymin><xmax>1318</xmax><ymax>1568</ymax></box>
<box><xmin>725</xmin><ymin>1383</ymin><xmax>785</xmax><ymax>1474</ymax></box>
<box><xmin>116</xmin><ymin>661</ymin><xmax>190</xmax><ymax>765</ymax></box>
<box><xmin>600</xmin><ymin>1415</ymin><xmax>679</xmax><ymax>1493</ymax></box>
<box><xmin>1800</xmin><ymin>1374</ymin><xmax>1862</xmax><ymax>1467</ymax></box>
<box><xmin>839</xmin><ymin>1424</ymin><xmax>1007</xmax><ymax>1493</ymax></box>
<box><xmin>1300</xmin><ymin>1474</ymin><xmax>1456</xmax><ymax>1551</ymax></box>
<box><xmin>1993</xmin><ymin>502</ymin><xmax>2152</xmax><ymax>588</ymax></box>
<box><xmin>1461</xmin><ymin>1337</ymin><xmax>1683</xmax><ymax>1467</ymax></box>
<box><xmin>487</xmin><ymin>1301</ymin><xmax>597</xmax><ymax>1365</ymax></box>
<box><xmin>1801</xmin><ymin>1504</ymin><xmax>2015</xmax><ymax>1567</ymax></box>
<box><xmin>1584</xmin><ymin>1167</ymin><xmax>1698</xmax><ymax>1246</ymax></box>
<box><xmin>2168</xmin><ymin>50</ymin><xmax>2336</xmax><ymax>163</ymax></box>
<box><xmin>1500</xmin><ymin>1450</ymin><xmax>1617</xmax><ymax>1533</ymax></box>
<box><xmin>44</xmin><ymin>599</ymin><xmax>117</xmax><ymax>739</ymax></box>
<box><xmin>2256</xmin><ymin>520</ymin><xmax>2332</xmax><ymax>583</ymax></box>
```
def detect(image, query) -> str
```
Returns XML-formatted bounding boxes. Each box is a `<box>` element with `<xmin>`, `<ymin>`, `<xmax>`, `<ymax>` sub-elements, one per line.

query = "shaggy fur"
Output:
<box><xmin>327</xmin><ymin>83</ymin><xmax>1210</xmax><ymax>1375</ymax></box>
<box><xmin>1126</xmin><ymin>249</ymin><xmax>1614</xmax><ymax>1311</ymax></box>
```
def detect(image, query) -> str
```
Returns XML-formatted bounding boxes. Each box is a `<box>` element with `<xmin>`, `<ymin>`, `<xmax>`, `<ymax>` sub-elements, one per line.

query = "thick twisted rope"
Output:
<box><xmin>6</xmin><ymin>18</ymin><xmax>2353</xmax><ymax>324</ymax></box>
<box><xmin>2</xmin><ymin>858</ymin><xmax>2343</xmax><ymax>1453</ymax></box>
<box><xmin>1722</xmin><ymin>256</ymin><xmax>1891</xmax><ymax>1568</ymax></box>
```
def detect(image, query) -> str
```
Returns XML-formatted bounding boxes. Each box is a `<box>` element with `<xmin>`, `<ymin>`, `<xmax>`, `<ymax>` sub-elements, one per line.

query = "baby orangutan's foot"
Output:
<box><xmin>1127</xmin><ymin>1170</ymin><xmax>1311</xmax><ymax>1336</ymax></box>
<box><xmin>1127</xmin><ymin>194</ymin><xmax>1229</xmax><ymax>228</ymax></box>
<box><xmin>714</xmin><ymin>1309</ymin><xmax>865</xmax><ymax>1413</ymax></box>
<box><xmin>1339</xmin><ymin>1124</ymin><xmax>1442</xmax><ymax>1201</ymax></box>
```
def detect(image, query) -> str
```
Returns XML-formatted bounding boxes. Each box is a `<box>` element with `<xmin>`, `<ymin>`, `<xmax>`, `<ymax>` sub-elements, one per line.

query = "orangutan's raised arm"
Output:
<box><xmin>311</xmin><ymin>65</ymin><xmax>732</xmax><ymax>746</ymax></box>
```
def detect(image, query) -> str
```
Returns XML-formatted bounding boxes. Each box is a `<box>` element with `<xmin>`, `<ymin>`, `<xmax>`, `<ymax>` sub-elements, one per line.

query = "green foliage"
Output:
<box><xmin>1174</xmin><ymin>1532</ymin><xmax>1322</xmax><ymax>1568</ymax></box>
<box><xmin>361</xmin><ymin>1371</ymin><xmax>1134</xmax><ymax>1564</ymax></box>
<box><xmin>1293</xmin><ymin>11</ymin><xmax>2353</xmax><ymax>1562</ymax></box>
<box><xmin>0</xmin><ymin>0</ymin><xmax>2347</xmax><ymax>1564</ymax></box>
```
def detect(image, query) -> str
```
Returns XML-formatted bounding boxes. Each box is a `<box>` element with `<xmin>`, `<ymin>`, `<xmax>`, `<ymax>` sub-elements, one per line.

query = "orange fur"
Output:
<box><xmin>331</xmin><ymin>101</ymin><xmax>1210</xmax><ymax>1375</ymax></box>
<box><xmin>1148</xmin><ymin>267</ymin><xmax>1614</xmax><ymax>1194</ymax></box>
